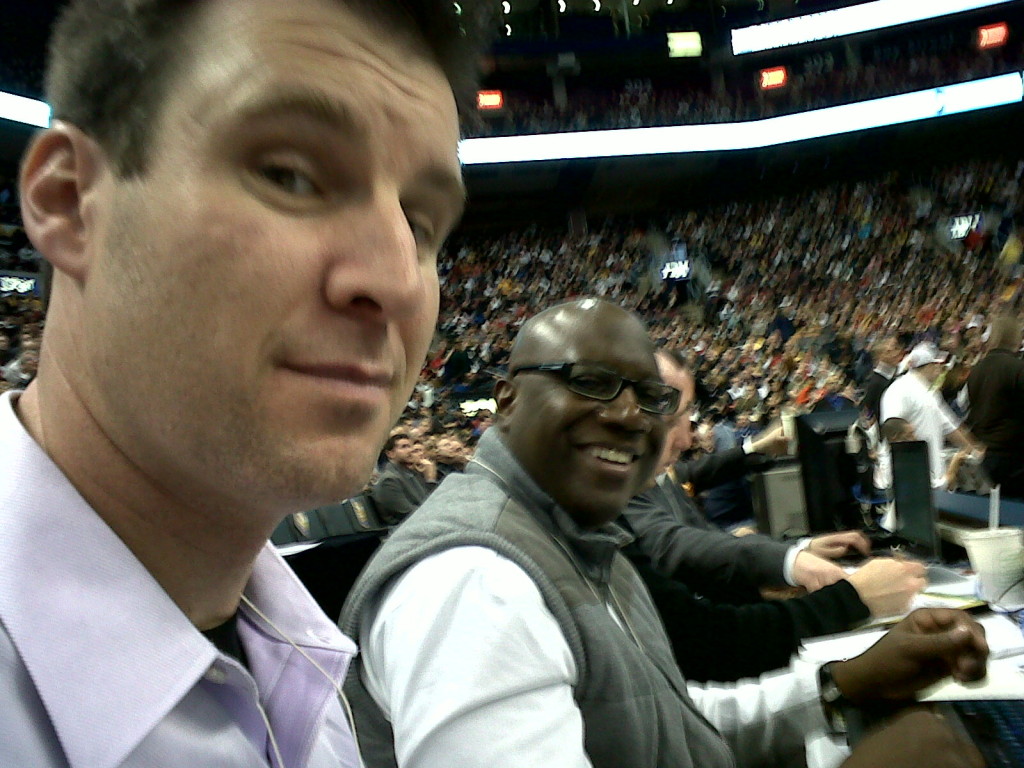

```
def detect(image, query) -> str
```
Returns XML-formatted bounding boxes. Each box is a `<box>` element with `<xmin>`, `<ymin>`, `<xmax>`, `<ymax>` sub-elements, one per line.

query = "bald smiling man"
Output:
<box><xmin>340</xmin><ymin>298</ymin><xmax>987</xmax><ymax>768</ymax></box>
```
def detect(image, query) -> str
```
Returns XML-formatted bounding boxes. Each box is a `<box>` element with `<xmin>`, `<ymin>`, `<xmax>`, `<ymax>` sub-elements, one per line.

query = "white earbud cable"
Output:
<box><xmin>238</xmin><ymin>594</ymin><xmax>366</xmax><ymax>768</ymax></box>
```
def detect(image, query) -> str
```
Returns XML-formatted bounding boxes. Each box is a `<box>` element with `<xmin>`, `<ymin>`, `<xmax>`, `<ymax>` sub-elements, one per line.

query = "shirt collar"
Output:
<box><xmin>873</xmin><ymin>361</ymin><xmax>897</xmax><ymax>379</ymax></box>
<box><xmin>468</xmin><ymin>429</ymin><xmax>632</xmax><ymax>582</ymax></box>
<box><xmin>0</xmin><ymin>392</ymin><xmax>215</xmax><ymax>768</ymax></box>
<box><xmin>0</xmin><ymin>391</ymin><xmax>354</xmax><ymax>768</ymax></box>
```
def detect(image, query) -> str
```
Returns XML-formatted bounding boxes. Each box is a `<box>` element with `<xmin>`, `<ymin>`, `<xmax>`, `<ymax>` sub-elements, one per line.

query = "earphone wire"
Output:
<box><xmin>238</xmin><ymin>593</ymin><xmax>366</xmax><ymax>768</ymax></box>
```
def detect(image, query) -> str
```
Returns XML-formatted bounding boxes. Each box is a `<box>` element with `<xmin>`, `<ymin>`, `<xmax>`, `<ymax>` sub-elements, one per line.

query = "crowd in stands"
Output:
<box><xmin>3</xmin><ymin>143</ymin><xmax>1022</xmax><ymax>517</ymax></box>
<box><xmin>466</xmin><ymin>40</ymin><xmax>1024</xmax><ymax>137</ymax></box>
<box><xmin>416</xmin><ymin>154</ymin><xmax>1020</xmax><ymax>431</ymax></box>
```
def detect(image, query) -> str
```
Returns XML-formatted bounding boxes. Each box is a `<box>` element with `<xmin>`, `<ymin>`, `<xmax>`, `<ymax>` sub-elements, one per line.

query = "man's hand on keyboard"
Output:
<box><xmin>847</xmin><ymin>558</ymin><xmax>927</xmax><ymax>617</ymax></box>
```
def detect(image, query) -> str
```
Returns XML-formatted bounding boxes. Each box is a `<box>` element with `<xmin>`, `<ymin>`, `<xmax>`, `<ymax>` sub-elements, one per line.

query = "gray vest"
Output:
<box><xmin>340</xmin><ymin>436</ymin><xmax>736</xmax><ymax>768</ymax></box>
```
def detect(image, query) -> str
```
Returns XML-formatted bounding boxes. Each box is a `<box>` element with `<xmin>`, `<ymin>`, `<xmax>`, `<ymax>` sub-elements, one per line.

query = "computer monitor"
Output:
<box><xmin>890</xmin><ymin>440</ymin><xmax>940</xmax><ymax>559</ymax></box>
<box><xmin>796</xmin><ymin>410</ymin><xmax>860</xmax><ymax>533</ymax></box>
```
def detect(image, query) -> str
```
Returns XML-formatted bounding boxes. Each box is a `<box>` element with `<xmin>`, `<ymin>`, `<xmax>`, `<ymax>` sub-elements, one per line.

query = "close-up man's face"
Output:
<box><xmin>499</xmin><ymin>310</ymin><xmax>667</xmax><ymax>529</ymax></box>
<box><xmin>69</xmin><ymin>0</ymin><xmax>463</xmax><ymax>515</ymax></box>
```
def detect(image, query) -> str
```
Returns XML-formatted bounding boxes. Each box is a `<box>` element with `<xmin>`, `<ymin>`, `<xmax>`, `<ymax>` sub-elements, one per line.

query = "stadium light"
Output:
<box><xmin>558</xmin><ymin>0</ymin><xmax>566</xmax><ymax>11</ymax></box>
<box><xmin>501</xmin><ymin>1</ymin><xmax>511</xmax><ymax>14</ymax></box>
<box><xmin>759</xmin><ymin>66</ymin><xmax>788</xmax><ymax>90</ymax></box>
<box><xmin>667</xmin><ymin>32</ymin><xmax>703</xmax><ymax>58</ymax></box>
<box><xmin>458</xmin><ymin>71</ymin><xmax>1024</xmax><ymax>164</ymax></box>
<box><xmin>732</xmin><ymin>0</ymin><xmax>1018</xmax><ymax>55</ymax></box>
<box><xmin>978</xmin><ymin>22</ymin><xmax>1009</xmax><ymax>49</ymax></box>
<box><xmin>477</xmin><ymin>90</ymin><xmax>506</xmax><ymax>110</ymax></box>
<box><xmin>593</xmin><ymin>0</ymin><xmax>601</xmax><ymax>9</ymax></box>
<box><xmin>0</xmin><ymin>92</ymin><xmax>51</xmax><ymax>129</ymax></box>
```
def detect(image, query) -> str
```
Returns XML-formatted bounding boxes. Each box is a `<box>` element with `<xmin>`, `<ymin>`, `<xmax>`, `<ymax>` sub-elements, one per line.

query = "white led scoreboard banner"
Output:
<box><xmin>731</xmin><ymin>0</ymin><xmax>1020</xmax><ymax>55</ymax></box>
<box><xmin>1</xmin><ymin>72</ymin><xmax>1022</xmax><ymax>167</ymax></box>
<box><xmin>458</xmin><ymin>72</ymin><xmax>1024</xmax><ymax>165</ymax></box>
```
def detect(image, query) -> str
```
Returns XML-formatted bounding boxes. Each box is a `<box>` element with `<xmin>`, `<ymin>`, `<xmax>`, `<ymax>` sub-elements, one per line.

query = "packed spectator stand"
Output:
<box><xmin>1</xmin><ymin>50</ymin><xmax>1021</xmax><ymax>513</ymax></box>
<box><xmin>3</xmin><ymin>147</ymin><xmax>1022</xmax><ymax>467</ymax></box>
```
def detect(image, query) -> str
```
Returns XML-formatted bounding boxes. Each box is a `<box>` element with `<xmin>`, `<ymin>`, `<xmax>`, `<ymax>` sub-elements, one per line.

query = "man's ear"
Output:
<box><xmin>19</xmin><ymin>121</ymin><xmax>110</xmax><ymax>286</ymax></box>
<box><xmin>493</xmin><ymin>378</ymin><xmax>517</xmax><ymax>418</ymax></box>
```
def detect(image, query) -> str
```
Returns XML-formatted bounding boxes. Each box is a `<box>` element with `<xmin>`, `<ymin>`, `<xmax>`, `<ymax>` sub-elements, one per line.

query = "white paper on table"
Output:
<box><xmin>919</xmin><ymin>656</ymin><xmax>1024</xmax><ymax>702</ymax></box>
<box><xmin>799</xmin><ymin>613</ymin><xmax>1024</xmax><ymax>665</ymax></box>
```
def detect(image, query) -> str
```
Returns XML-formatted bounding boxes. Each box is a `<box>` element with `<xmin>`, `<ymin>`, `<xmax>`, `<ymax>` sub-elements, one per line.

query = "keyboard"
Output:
<box><xmin>947</xmin><ymin>700</ymin><xmax>1024</xmax><ymax>768</ymax></box>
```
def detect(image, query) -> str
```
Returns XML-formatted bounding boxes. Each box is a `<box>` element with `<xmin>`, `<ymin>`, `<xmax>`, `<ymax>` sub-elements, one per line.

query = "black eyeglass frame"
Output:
<box><xmin>509</xmin><ymin>362</ymin><xmax>681</xmax><ymax>416</ymax></box>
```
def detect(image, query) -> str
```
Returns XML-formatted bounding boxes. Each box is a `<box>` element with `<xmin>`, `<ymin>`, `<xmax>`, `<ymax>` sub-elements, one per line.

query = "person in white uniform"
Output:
<box><xmin>880</xmin><ymin>342</ymin><xmax>982</xmax><ymax>488</ymax></box>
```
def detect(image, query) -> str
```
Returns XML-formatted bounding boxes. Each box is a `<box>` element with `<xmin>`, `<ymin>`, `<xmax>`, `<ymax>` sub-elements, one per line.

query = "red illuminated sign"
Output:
<box><xmin>759</xmin><ymin>66</ymin><xmax>788</xmax><ymax>90</ymax></box>
<box><xmin>476</xmin><ymin>90</ymin><xmax>505</xmax><ymax>110</ymax></box>
<box><xmin>977</xmin><ymin>23</ymin><xmax>1009</xmax><ymax>50</ymax></box>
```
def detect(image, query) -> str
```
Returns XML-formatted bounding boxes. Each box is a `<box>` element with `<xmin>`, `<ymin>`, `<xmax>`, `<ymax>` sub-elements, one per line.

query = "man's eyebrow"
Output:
<box><xmin>234</xmin><ymin>86</ymin><xmax>368</xmax><ymax>138</ymax></box>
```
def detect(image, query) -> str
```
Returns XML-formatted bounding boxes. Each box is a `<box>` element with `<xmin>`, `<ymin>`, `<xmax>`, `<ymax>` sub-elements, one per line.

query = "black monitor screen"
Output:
<box><xmin>890</xmin><ymin>440</ymin><xmax>938</xmax><ymax>559</ymax></box>
<box><xmin>796</xmin><ymin>410</ymin><xmax>859</xmax><ymax>533</ymax></box>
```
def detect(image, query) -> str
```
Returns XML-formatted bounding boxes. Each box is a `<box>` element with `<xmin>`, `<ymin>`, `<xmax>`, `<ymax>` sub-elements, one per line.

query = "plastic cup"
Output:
<box><xmin>780</xmin><ymin>408</ymin><xmax>797</xmax><ymax>454</ymax></box>
<box><xmin>963</xmin><ymin>528</ymin><xmax>1024</xmax><ymax>610</ymax></box>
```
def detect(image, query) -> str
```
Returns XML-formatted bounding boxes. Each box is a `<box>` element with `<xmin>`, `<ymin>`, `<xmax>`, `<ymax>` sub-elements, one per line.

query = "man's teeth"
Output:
<box><xmin>590</xmin><ymin>447</ymin><xmax>632</xmax><ymax>465</ymax></box>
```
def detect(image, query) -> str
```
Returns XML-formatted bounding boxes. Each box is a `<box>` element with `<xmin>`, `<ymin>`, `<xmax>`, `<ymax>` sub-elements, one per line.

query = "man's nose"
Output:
<box><xmin>598</xmin><ymin>385</ymin><xmax>650</xmax><ymax>430</ymax></box>
<box><xmin>322</xmin><ymin>192</ymin><xmax>432</xmax><ymax>321</ymax></box>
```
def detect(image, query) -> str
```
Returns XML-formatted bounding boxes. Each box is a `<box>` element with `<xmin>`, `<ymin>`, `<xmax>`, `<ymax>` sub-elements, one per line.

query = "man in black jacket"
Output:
<box><xmin>966</xmin><ymin>313</ymin><xmax>1024</xmax><ymax>498</ymax></box>
<box><xmin>620</xmin><ymin>349</ymin><xmax>926</xmax><ymax>681</ymax></box>
<box><xmin>862</xmin><ymin>335</ymin><xmax>903</xmax><ymax>421</ymax></box>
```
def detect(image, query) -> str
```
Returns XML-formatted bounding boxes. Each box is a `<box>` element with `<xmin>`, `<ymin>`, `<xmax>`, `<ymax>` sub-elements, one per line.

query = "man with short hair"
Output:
<box><xmin>372</xmin><ymin>433</ymin><xmax>438</xmax><ymax>525</ymax></box>
<box><xmin>965</xmin><ymin>313</ymin><xmax>1024</xmax><ymax>497</ymax></box>
<box><xmin>433</xmin><ymin>434</ymin><xmax>470</xmax><ymax>480</ymax></box>
<box><xmin>862</xmin><ymin>335</ymin><xmax>903</xmax><ymax>420</ymax></box>
<box><xmin>0</xmin><ymin>0</ymin><xmax>490</xmax><ymax>764</ymax></box>
<box><xmin>628</xmin><ymin>351</ymin><xmax>869</xmax><ymax>597</ymax></box>
<box><xmin>881</xmin><ymin>343</ymin><xmax>982</xmax><ymax>487</ymax></box>
<box><xmin>626</xmin><ymin>351</ymin><xmax>923</xmax><ymax>587</ymax></box>
<box><xmin>341</xmin><ymin>299</ymin><xmax>986</xmax><ymax>768</ymax></box>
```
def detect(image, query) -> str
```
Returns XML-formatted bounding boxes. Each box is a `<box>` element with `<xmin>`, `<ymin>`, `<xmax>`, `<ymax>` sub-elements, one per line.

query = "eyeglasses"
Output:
<box><xmin>510</xmin><ymin>362</ymin><xmax>681</xmax><ymax>416</ymax></box>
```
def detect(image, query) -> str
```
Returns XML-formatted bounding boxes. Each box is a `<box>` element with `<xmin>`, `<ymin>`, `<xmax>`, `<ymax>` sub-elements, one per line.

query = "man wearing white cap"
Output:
<box><xmin>880</xmin><ymin>343</ymin><xmax>983</xmax><ymax>488</ymax></box>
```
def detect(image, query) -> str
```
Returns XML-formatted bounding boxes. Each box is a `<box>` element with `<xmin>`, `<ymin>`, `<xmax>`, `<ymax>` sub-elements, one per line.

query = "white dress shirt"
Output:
<box><xmin>360</xmin><ymin>545</ymin><xmax>832</xmax><ymax>768</ymax></box>
<box><xmin>0</xmin><ymin>391</ymin><xmax>362</xmax><ymax>768</ymax></box>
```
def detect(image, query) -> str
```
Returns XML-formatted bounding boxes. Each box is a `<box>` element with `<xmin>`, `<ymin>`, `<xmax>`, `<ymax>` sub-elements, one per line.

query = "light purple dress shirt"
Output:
<box><xmin>0</xmin><ymin>391</ymin><xmax>362</xmax><ymax>768</ymax></box>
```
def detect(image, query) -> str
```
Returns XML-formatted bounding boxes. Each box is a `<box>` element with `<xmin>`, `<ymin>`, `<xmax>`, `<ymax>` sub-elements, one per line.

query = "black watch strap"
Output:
<box><xmin>818</xmin><ymin>662</ymin><xmax>849</xmax><ymax>736</ymax></box>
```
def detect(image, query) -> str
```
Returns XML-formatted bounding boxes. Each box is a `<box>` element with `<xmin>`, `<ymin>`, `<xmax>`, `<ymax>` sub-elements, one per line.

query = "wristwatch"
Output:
<box><xmin>818</xmin><ymin>662</ymin><xmax>849</xmax><ymax>736</ymax></box>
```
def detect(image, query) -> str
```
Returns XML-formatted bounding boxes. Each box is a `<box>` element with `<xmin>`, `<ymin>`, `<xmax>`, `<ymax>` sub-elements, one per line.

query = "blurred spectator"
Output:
<box><xmin>881</xmin><ymin>343</ymin><xmax>983</xmax><ymax>488</ymax></box>
<box><xmin>371</xmin><ymin>433</ymin><xmax>438</xmax><ymax>526</ymax></box>
<box><xmin>965</xmin><ymin>313</ymin><xmax>1024</xmax><ymax>497</ymax></box>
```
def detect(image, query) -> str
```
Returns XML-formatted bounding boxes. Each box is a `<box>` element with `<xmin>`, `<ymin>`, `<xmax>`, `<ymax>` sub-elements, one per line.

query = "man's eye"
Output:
<box><xmin>406</xmin><ymin>215</ymin><xmax>437</xmax><ymax>248</ymax></box>
<box><xmin>259</xmin><ymin>165</ymin><xmax>319</xmax><ymax>197</ymax></box>
<box><xmin>571</xmin><ymin>374</ymin><xmax>611</xmax><ymax>391</ymax></box>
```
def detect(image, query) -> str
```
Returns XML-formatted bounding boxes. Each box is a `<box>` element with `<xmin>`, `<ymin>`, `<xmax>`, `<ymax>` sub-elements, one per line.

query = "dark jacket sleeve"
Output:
<box><xmin>675</xmin><ymin>447</ymin><xmax>775</xmax><ymax>495</ymax></box>
<box><xmin>627</xmin><ymin>549</ymin><xmax>870</xmax><ymax>682</ymax></box>
<box><xmin>370</xmin><ymin>469</ymin><xmax>428</xmax><ymax>526</ymax></box>
<box><xmin>622</xmin><ymin>483</ymin><xmax>790</xmax><ymax>604</ymax></box>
